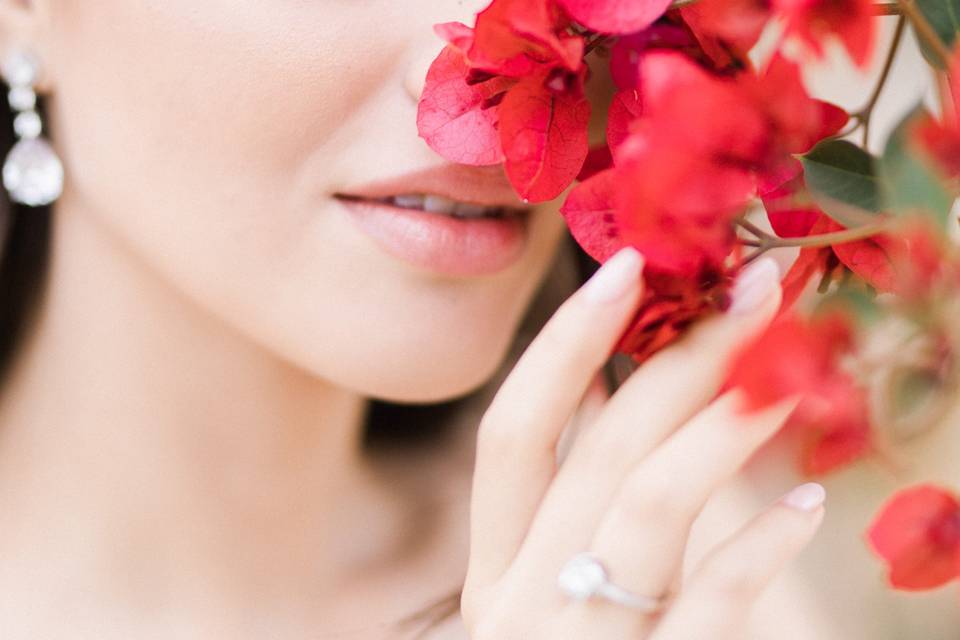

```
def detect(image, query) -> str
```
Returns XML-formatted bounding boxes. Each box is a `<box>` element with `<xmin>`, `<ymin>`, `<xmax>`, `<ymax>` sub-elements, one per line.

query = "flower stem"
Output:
<box><xmin>583</xmin><ymin>34</ymin><xmax>615</xmax><ymax>55</ymax></box>
<box><xmin>896</xmin><ymin>0</ymin><xmax>953</xmax><ymax>67</ymax></box>
<box><xmin>736</xmin><ymin>217</ymin><xmax>896</xmax><ymax>257</ymax></box>
<box><xmin>856</xmin><ymin>15</ymin><xmax>907</xmax><ymax>146</ymax></box>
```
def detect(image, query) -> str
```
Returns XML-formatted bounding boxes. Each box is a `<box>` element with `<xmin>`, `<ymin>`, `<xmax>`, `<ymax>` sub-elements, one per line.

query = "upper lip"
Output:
<box><xmin>333</xmin><ymin>164</ymin><xmax>533</xmax><ymax>211</ymax></box>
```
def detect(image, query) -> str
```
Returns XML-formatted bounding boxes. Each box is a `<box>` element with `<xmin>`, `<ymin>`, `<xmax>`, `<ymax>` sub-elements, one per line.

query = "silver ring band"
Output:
<box><xmin>558</xmin><ymin>551</ymin><xmax>665</xmax><ymax>614</ymax></box>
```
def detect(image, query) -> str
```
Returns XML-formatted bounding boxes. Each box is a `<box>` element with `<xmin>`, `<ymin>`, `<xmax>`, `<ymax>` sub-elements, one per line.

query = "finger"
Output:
<box><xmin>573</xmin><ymin>392</ymin><xmax>799</xmax><ymax>636</ymax></box>
<box><xmin>650</xmin><ymin>483</ymin><xmax>826</xmax><ymax>640</ymax></box>
<box><xmin>557</xmin><ymin>370</ymin><xmax>610</xmax><ymax>464</ymax></box>
<box><xmin>467</xmin><ymin>246</ymin><xmax>645</xmax><ymax>588</ymax></box>
<box><xmin>510</xmin><ymin>258</ymin><xmax>782</xmax><ymax>593</ymax></box>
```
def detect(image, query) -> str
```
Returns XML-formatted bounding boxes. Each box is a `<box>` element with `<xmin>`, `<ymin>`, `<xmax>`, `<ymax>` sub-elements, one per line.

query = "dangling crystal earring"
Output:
<box><xmin>0</xmin><ymin>48</ymin><xmax>63</xmax><ymax>206</ymax></box>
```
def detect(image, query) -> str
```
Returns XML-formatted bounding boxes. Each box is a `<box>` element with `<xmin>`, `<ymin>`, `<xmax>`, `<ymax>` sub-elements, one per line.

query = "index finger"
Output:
<box><xmin>466</xmin><ymin>246</ymin><xmax>645</xmax><ymax>589</ymax></box>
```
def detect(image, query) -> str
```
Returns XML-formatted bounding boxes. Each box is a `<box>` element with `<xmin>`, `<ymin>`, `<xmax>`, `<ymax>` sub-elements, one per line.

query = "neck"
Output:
<box><xmin>0</xmin><ymin>195</ymin><xmax>408</xmax><ymax>616</ymax></box>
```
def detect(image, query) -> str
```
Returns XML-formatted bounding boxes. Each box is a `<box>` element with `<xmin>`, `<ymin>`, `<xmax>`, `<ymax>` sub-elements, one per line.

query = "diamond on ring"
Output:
<box><xmin>558</xmin><ymin>551</ymin><xmax>609</xmax><ymax>600</ymax></box>
<box><xmin>557</xmin><ymin>551</ymin><xmax>666</xmax><ymax>614</ymax></box>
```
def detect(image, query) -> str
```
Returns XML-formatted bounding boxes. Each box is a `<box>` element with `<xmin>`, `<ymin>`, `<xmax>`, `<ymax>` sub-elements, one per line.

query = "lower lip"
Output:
<box><xmin>336</xmin><ymin>197</ymin><xmax>529</xmax><ymax>276</ymax></box>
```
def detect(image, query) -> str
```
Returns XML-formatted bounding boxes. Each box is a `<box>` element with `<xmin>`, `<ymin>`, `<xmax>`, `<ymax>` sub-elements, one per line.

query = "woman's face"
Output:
<box><xmin>38</xmin><ymin>1</ymin><xmax>603</xmax><ymax>402</ymax></box>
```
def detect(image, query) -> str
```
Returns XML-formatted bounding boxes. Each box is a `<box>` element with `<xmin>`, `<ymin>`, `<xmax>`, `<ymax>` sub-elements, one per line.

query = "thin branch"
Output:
<box><xmin>741</xmin><ymin>220</ymin><xmax>895</xmax><ymax>264</ymax></box>
<box><xmin>584</xmin><ymin>34</ymin><xmax>614</xmax><ymax>55</ymax></box>
<box><xmin>896</xmin><ymin>0</ymin><xmax>953</xmax><ymax>67</ymax></box>
<box><xmin>735</xmin><ymin>217</ymin><xmax>774</xmax><ymax>241</ymax></box>
<box><xmin>857</xmin><ymin>15</ymin><xmax>907</xmax><ymax>147</ymax></box>
<box><xmin>770</xmin><ymin>221</ymin><xmax>893</xmax><ymax>248</ymax></box>
<box><xmin>872</xmin><ymin>2</ymin><xmax>903</xmax><ymax>15</ymax></box>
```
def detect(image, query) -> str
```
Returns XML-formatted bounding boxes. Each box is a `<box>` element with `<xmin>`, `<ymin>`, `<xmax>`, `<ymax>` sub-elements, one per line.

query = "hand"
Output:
<box><xmin>462</xmin><ymin>247</ymin><xmax>825</xmax><ymax>639</ymax></box>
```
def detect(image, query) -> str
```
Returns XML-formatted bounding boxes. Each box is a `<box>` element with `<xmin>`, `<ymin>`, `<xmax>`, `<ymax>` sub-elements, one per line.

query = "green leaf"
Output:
<box><xmin>800</xmin><ymin>140</ymin><xmax>883</xmax><ymax>227</ymax></box>
<box><xmin>879</xmin><ymin>104</ymin><xmax>954</xmax><ymax>227</ymax></box>
<box><xmin>916</xmin><ymin>0</ymin><xmax>960</xmax><ymax>67</ymax></box>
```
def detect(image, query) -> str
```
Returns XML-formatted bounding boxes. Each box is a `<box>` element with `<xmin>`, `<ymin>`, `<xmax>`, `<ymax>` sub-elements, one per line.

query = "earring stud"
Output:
<box><xmin>0</xmin><ymin>48</ymin><xmax>64</xmax><ymax>207</ymax></box>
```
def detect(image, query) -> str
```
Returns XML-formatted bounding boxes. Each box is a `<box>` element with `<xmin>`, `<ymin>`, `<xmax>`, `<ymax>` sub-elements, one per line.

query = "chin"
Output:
<box><xmin>324</xmin><ymin>319</ymin><xmax>519</xmax><ymax>404</ymax></box>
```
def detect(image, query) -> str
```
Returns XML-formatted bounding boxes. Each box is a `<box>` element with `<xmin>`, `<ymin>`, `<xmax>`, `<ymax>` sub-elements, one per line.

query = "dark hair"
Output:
<box><xmin>0</xmin><ymin>93</ymin><xmax>633</xmax><ymax>638</ymax></box>
<box><xmin>0</xmin><ymin>92</ymin><xmax>53</xmax><ymax>388</ymax></box>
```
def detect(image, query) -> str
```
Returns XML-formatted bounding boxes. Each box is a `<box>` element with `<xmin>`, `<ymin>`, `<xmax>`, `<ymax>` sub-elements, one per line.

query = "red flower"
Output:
<box><xmin>726</xmin><ymin>310</ymin><xmax>855</xmax><ymax>412</ymax></box>
<box><xmin>559</xmin><ymin>166</ymin><xmax>734</xmax><ymax>364</ymax></box>
<box><xmin>498</xmin><ymin>70</ymin><xmax>592</xmax><ymax>202</ymax></box>
<box><xmin>773</xmin><ymin>0</ymin><xmax>877</xmax><ymax>68</ymax></box>
<box><xmin>760</xmin><ymin>162</ymin><xmax>823</xmax><ymax>239</ymax></box>
<box><xmin>608</xmin><ymin>23</ymin><xmax>697</xmax><ymax>89</ymax></box>
<box><xmin>606</xmin><ymin>87</ymin><xmax>643</xmax><ymax>162</ymax></box>
<box><xmin>560</xmin><ymin>167</ymin><xmax>623</xmax><ymax>262</ymax></box>
<box><xmin>743</xmin><ymin>54</ymin><xmax>849</xmax><ymax>158</ymax></box>
<box><xmin>614</xmin><ymin>266</ymin><xmax>733</xmax><ymax>363</ymax></box>
<box><xmin>726</xmin><ymin>309</ymin><xmax>873</xmax><ymax>474</ymax></box>
<box><xmin>556</xmin><ymin>0</ymin><xmax>674</xmax><ymax>35</ymax></box>
<box><xmin>917</xmin><ymin>118</ymin><xmax>960</xmax><ymax>178</ymax></box>
<box><xmin>867</xmin><ymin>485</ymin><xmax>960</xmax><ymax>590</ymax></box>
<box><xmin>469</xmin><ymin>0</ymin><xmax>585</xmax><ymax>77</ymax></box>
<box><xmin>679</xmin><ymin>0</ymin><xmax>772</xmax><ymax>58</ymax></box>
<box><xmin>788</xmin><ymin>379</ymin><xmax>873</xmax><ymax>475</ymax></box>
<box><xmin>417</xmin><ymin>2</ymin><xmax>592</xmax><ymax>201</ymax></box>
<box><xmin>608</xmin><ymin>52</ymin><xmax>766</xmax><ymax>275</ymax></box>
<box><xmin>416</xmin><ymin>44</ymin><xmax>515</xmax><ymax>166</ymax></box>
<box><xmin>913</xmin><ymin>47</ymin><xmax>960</xmax><ymax>178</ymax></box>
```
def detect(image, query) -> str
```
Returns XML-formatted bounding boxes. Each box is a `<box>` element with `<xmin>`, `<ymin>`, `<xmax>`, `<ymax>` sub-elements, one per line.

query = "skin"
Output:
<box><xmin>0</xmin><ymin>1</ymin><xmax>957</xmax><ymax>638</ymax></box>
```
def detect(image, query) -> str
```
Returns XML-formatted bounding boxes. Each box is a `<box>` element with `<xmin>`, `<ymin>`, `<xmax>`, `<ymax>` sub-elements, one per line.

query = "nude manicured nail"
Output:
<box><xmin>781</xmin><ymin>482</ymin><xmax>826</xmax><ymax>512</ymax></box>
<box><xmin>583</xmin><ymin>247</ymin><xmax>644</xmax><ymax>304</ymax></box>
<box><xmin>729</xmin><ymin>257</ymin><xmax>780</xmax><ymax>314</ymax></box>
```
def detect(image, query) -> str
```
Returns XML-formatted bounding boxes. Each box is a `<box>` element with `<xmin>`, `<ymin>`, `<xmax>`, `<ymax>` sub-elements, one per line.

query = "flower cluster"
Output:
<box><xmin>417</xmin><ymin>0</ymin><xmax>960</xmax><ymax>595</ymax></box>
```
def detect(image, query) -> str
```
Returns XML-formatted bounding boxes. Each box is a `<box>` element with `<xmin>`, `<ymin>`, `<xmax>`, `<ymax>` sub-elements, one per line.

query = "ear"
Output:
<box><xmin>0</xmin><ymin>0</ymin><xmax>53</xmax><ymax>93</ymax></box>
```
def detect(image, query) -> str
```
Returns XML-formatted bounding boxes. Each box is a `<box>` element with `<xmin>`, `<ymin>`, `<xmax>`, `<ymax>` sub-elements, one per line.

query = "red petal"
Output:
<box><xmin>556</xmin><ymin>0</ymin><xmax>674</xmax><ymax>34</ymax></box>
<box><xmin>499</xmin><ymin>77</ymin><xmax>591</xmax><ymax>202</ymax></box>
<box><xmin>774</xmin><ymin>0</ymin><xmax>877</xmax><ymax>68</ymax></box>
<box><xmin>679</xmin><ymin>0</ymin><xmax>771</xmax><ymax>55</ymax></box>
<box><xmin>780</xmin><ymin>246</ymin><xmax>831</xmax><ymax>310</ymax></box>
<box><xmin>471</xmin><ymin>0</ymin><xmax>584</xmax><ymax>76</ymax></box>
<box><xmin>559</xmin><ymin>168</ymin><xmax>624</xmax><ymax>262</ymax></box>
<box><xmin>607</xmin><ymin>88</ymin><xmax>643</xmax><ymax>163</ymax></box>
<box><xmin>576</xmin><ymin>143</ymin><xmax>613</xmax><ymax>182</ymax></box>
<box><xmin>832</xmin><ymin>236</ymin><xmax>898</xmax><ymax>293</ymax></box>
<box><xmin>760</xmin><ymin>165</ymin><xmax>822</xmax><ymax>239</ymax></box>
<box><xmin>726</xmin><ymin>310</ymin><xmax>854</xmax><ymax>412</ymax></box>
<box><xmin>433</xmin><ymin>21</ymin><xmax>474</xmax><ymax>50</ymax></box>
<box><xmin>867</xmin><ymin>485</ymin><xmax>960</xmax><ymax>590</ymax></box>
<box><xmin>794</xmin><ymin>383</ymin><xmax>873</xmax><ymax>475</ymax></box>
<box><xmin>416</xmin><ymin>45</ymin><xmax>514</xmax><ymax>165</ymax></box>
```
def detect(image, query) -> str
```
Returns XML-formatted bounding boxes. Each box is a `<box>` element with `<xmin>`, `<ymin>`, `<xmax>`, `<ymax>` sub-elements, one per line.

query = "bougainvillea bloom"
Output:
<box><xmin>914</xmin><ymin>47</ymin><xmax>960</xmax><ymax>178</ymax></box>
<box><xmin>417</xmin><ymin>2</ymin><xmax>592</xmax><ymax>201</ymax></box>
<box><xmin>614</xmin><ymin>267</ymin><xmax>734</xmax><ymax>363</ymax></box>
<box><xmin>726</xmin><ymin>310</ymin><xmax>855</xmax><ymax>412</ymax></box>
<box><xmin>867</xmin><ymin>485</ymin><xmax>960</xmax><ymax>590</ymax></box>
<box><xmin>498</xmin><ymin>70</ymin><xmax>592</xmax><ymax>202</ymax></box>
<box><xmin>416</xmin><ymin>44</ymin><xmax>514</xmax><ymax>166</ymax></box>
<box><xmin>556</xmin><ymin>0</ymin><xmax>674</xmax><ymax>35</ymax></box>
<box><xmin>787</xmin><ymin>379</ymin><xmax>873</xmax><ymax>475</ymax></box>
<box><xmin>774</xmin><ymin>0</ymin><xmax>877</xmax><ymax>68</ymax></box>
<box><xmin>420</xmin><ymin>0</ymin><xmax>960</xmax><ymax>599</ymax></box>
<box><xmin>679</xmin><ymin>0</ymin><xmax>771</xmax><ymax>61</ymax></box>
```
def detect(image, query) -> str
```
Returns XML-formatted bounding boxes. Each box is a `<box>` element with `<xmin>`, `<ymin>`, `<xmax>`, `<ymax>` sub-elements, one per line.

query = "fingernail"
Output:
<box><xmin>781</xmin><ymin>482</ymin><xmax>826</xmax><ymax>512</ymax></box>
<box><xmin>729</xmin><ymin>257</ymin><xmax>780</xmax><ymax>314</ymax></box>
<box><xmin>583</xmin><ymin>247</ymin><xmax>644</xmax><ymax>305</ymax></box>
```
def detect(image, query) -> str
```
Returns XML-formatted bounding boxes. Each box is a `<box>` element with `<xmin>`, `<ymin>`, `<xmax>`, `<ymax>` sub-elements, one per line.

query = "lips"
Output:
<box><xmin>333</xmin><ymin>164</ymin><xmax>532</xmax><ymax>277</ymax></box>
<box><xmin>336</xmin><ymin>192</ymin><xmax>522</xmax><ymax>220</ymax></box>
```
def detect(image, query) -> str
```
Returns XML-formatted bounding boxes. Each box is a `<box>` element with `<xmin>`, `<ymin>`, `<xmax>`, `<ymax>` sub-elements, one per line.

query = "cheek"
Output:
<box><xmin>47</xmin><ymin>0</ymin><xmax>400</xmax><ymax>257</ymax></box>
<box><xmin>44</xmin><ymin>0</ymin><xmax>571</xmax><ymax>401</ymax></box>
